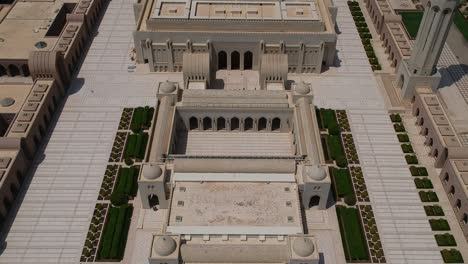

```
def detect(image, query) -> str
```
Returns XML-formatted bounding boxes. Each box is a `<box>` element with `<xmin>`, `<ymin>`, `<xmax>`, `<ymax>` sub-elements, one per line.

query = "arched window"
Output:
<box><xmin>463</xmin><ymin>214</ymin><xmax>468</xmax><ymax>225</ymax></box>
<box><xmin>244</xmin><ymin>51</ymin><xmax>253</xmax><ymax>70</ymax></box>
<box><xmin>189</xmin><ymin>117</ymin><xmax>198</xmax><ymax>130</ymax></box>
<box><xmin>244</xmin><ymin>117</ymin><xmax>253</xmax><ymax>131</ymax></box>
<box><xmin>8</xmin><ymin>65</ymin><xmax>20</xmax><ymax>76</ymax></box>
<box><xmin>231</xmin><ymin>117</ymin><xmax>240</xmax><ymax>131</ymax></box>
<box><xmin>0</xmin><ymin>65</ymin><xmax>6</xmax><ymax>76</ymax></box>
<box><xmin>449</xmin><ymin>185</ymin><xmax>455</xmax><ymax>196</ymax></box>
<box><xmin>443</xmin><ymin>173</ymin><xmax>449</xmax><ymax>183</ymax></box>
<box><xmin>258</xmin><ymin>117</ymin><xmax>267</xmax><ymax>131</ymax></box>
<box><xmin>3</xmin><ymin>198</ymin><xmax>11</xmax><ymax>212</ymax></box>
<box><xmin>218</xmin><ymin>51</ymin><xmax>227</xmax><ymax>70</ymax></box>
<box><xmin>231</xmin><ymin>51</ymin><xmax>240</xmax><ymax>70</ymax></box>
<box><xmin>203</xmin><ymin>117</ymin><xmax>212</xmax><ymax>130</ymax></box>
<box><xmin>10</xmin><ymin>184</ymin><xmax>18</xmax><ymax>198</ymax></box>
<box><xmin>272</xmin><ymin>118</ymin><xmax>281</xmax><ymax>131</ymax></box>
<box><xmin>433</xmin><ymin>149</ymin><xmax>439</xmax><ymax>158</ymax></box>
<box><xmin>309</xmin><ymin>195</ymin><xmax>320</xmax><ymax>208</ymax></box>
<box><xmin>21</xmin><ymin>65</ymin><xmax>30</xmax><ymax>77</ymax></box>
<box><xmin>217</xmin><ymin>117</ymin><xmax>226</xmax><ymax>130</ymax></box>
<box><xmin>456</xmin><ymin>199</ymin><xmax>461</xmax><ymax>210</ymax></box>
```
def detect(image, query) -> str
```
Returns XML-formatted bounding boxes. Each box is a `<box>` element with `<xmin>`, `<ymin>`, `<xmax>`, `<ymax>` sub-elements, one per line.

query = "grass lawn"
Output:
<box><xmin>336</xmin><ymin>206</ymin><xmax>369</xmax><ymax>261</ymax></box>
<box><xmin>98</xmin><ymin>205</ymin><xmax>133</xmax><ymax>260</ymax></box>
<box><xmin>328</xmin><ymin>135</ymin><xmax>347</xmax><ymax>167</ymax></box>
<box><xmin>114</xmin><ymin>166</ymin><xmax>139</xmax><ymax>198</ymax></box>
<box><xmin>454</xmin><ymin>10</ymin><xmax>468</xmax><ymax>41</ymax></box>
<box><xmin>400</xmin><ymin>11</ymin><xmax>424</xmax><ymax>39</ymax></box>
<box><xmin>332</xmin><ymin>168</ymin><xmax>354</xmax><ymax>198</ymax></box>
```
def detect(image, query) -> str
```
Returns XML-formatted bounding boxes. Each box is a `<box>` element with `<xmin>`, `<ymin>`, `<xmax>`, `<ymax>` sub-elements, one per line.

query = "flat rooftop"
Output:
<box><xmin>0</xmin><ymin>1</ymin><xmax>65</xmax><ymax>60</ymax></box>
<box><xmin>152</xmin><ymin>0</ymin><xmax>320</xmax><ymax>21</ymax></box>
<box><xmin>0</xmin><ymin>84</ymin><xmax>31</xmax><ymax>114</ymax></box>
<box><xmin>167</xmin><ymin>182</ymin><xmax>303</xmax><ymax>234</ymax></box>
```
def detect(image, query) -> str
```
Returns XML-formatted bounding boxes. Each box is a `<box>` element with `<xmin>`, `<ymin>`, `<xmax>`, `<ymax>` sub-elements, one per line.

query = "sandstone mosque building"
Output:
<box><xmin>131</xmin><ymin>1</ymin><xmax>339</xmax><ymax>262</ymax></box>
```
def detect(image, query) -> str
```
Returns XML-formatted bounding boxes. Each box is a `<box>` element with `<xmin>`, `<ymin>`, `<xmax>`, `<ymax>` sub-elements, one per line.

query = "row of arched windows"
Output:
<box><xmin>189</xmin><ymin>116</ymin><xmax>282</xmax><ymax>132</ymax></box>
<box><xmin>0</xmin><ymin>64</ymin><xmax>30</xmax><ymax>77</ymax></box>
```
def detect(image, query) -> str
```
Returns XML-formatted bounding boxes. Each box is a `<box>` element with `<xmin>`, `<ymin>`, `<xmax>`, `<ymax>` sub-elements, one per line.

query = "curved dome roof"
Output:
<box><xmin>160</xmin><ymin>81</ymin><xmax>176</xmax><ymax>93</ymax></box>
<box><xmin>295</xmin><ymin>81</ymin><xmax>311</xmax><ymax>95</ymax></box>
<box><xmin>303</xmin><ymin>165</ymin><xmax>327</xmax><ymax>181</ymax></box>
<box><xmin>0</xmin><ymin>97</ymin><xmax>15</xmax><ymax>107</ymax></box>
<box><xmin>143</xmin><ymin>164</ymin><xmax>162</xmax><ymax>180</ymax></box>
<box><xmin>153</xmin><ymin>236</ymin><xmax>177</xmax><ymax>256</ymax></box>
<box><xmin>292</xmin><ymin>237</ymin><xmax>315</xmax><ymax>257</ymax></box>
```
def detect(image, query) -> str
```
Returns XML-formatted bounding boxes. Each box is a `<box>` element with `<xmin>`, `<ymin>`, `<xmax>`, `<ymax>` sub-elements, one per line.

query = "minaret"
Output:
<box><xmin>396</xmin><ymin>0</ymin><xmax>458</xmax><ymax>99</ymax></box>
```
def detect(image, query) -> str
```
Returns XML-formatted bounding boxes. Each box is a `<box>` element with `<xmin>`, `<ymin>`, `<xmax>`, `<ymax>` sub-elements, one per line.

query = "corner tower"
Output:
<box><xmin>396</xmin><ymin>0</ymin><xmax>458</xmax><ymax>99</ymax></box>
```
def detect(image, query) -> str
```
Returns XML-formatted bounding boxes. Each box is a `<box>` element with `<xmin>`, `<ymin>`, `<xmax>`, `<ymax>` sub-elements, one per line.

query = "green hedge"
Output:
<box><xmin>99</xmin><ymin>205</ymin><xmax>134</xmax><ymax>260</ymax></box>
<box><xmin>414</xmin><ymin>178</ymin><xmax>433</xmax><ymax>189</ymax></box>
<box><xmin>410</xmin><ymin>166</ymin><xmax>428</xmax><ymax>176</ymax></box>
<box><xmin>320</xmin><ymin>109</ymin><xmax>339</xmax><ymax>130</ymax></box>
<box><xmin>429</xmin><ymin>219</ymin><xmax>450</xmax><ymax>231</ymax></box>
<box><xmin>114</xmin><ymin>166</ymin><xmax>139</xmax><ymax>198</ymax></box>
<box><xmin>454</xmin><ymin>10</ymin><xmax>468</xmax><ymax>41</ymax></box>
<box><xmin>328</xmin><ymin>135</ymin><xmax>347</xmax><ymax>168</ymax></box>
<box><xmin>419</xmin><ymin>191</ymin><xmax>439</xmax><ymax>202</ymax></box>
<box><xmin>424</xmin><ymin>205</ymin><xmax>444</xmax><ymax>216</ymax></box>
<box><xmin>394</xmin><ymin>123</ymin><xmax>406</xmax><ymax>132</ymax></box>
<box><xmin>390</xmin><ymin>113</ymin><xmax>402</xmax><ymax>123</ymax></box>
<box><xmin>124</xmin><ymin>132</ymin><xmax>149</xmax><ymax>160</ymax></box>
<box><xmin>401</xmin><ymin>144</ymin><xmax>414</xmax><ymax>153</ymax></box>
<box><xmin>435</xmin><ymin>233</ymin><xmax>457</xmax><ymax>247</ymax></box>
<box><xmin>441</xmin><ymin>249</ymin><xmax>464</xmax><ymax>263</ymax></box>
<box><xmin>405</xmin><ymin>155</ymin><xmax>419</xmax><ymax>164</ymax></box>
<box><xmin>130</xmin><ymin>106</ymin><xmax>155</xmax><ymax>133</ymax></box>
<box><xmin>332</xmin><ymin>168</ymin><xmax>354</xmax><ymax>198</ymax></box>
<box><xmin>336</xmin><ymin>206</ymin><xmax>369</xmax><ymax>261</ymax></box>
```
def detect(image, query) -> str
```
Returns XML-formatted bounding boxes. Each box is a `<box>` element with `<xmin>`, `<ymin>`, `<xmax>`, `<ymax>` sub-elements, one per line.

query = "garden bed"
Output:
<box><xmin>81</xmin><ymin>203</ymin><xmax>109</xmax><ymax>262</ymax></box>
<box><xmin>124</xmin><ymin>132</ymin><xmax>149</xmax><ymax>161</ymax></box>
<box><xmin>98</xmin><ymin>205</ymin><xmax>134</xmax><ymax>261</ymax></box>
<box><xmin>424</xmin><ymin>205</ymin><xmax>445</xmax><ymax>216</ymax></box>
<box><xmin>351</xmin><ymin>167</ymin><xmax>370</xmax><ymax>203</ymax></box>
<box><xmin>410</xmin><ymin>166</ymin><xmax>428</xmax><ymax>176</ymax></box>
<box><xmin>331</xmin><ymin>168</ymin><xmax>354</xmax><ymax>203</ymax></box>
<box><xmin>397</xmin><ymin>134</ymin><xmax>409</xmax><ymax>142</ymax></box>
<box><xmin>98</xmin><ymin>165</ymin><xmax>119</xmax><ymax>200</ymax></box>
<box><xmin>405</xmin><ymin>155</ymin><xmax>419</xmax><ymax>164</ymax></box>
<box><xmin>435</xmin><ymin>233</ymin><xmax>457</xmax><ymax>247</ymax></box>
<box><xmin>441</xmin><ymin>249</ymin><xmax>464</xmax><ymax>263</ymax></box>
<box><xmin>328</xmin><ymin>135</ymin><xmax>347</xmax><ymax>168</ymax></box>
<box><xmin>130</xmin><ymin>106</ymin><xmax>155</xmax><ymax>133</ymax></box>
<box><xmin>336</xmin><ymin>206</ymin><xmax>370</xmax><ymax>261</ymax></box>
<box><xmin>419</xmin><ymin>191</ymin><xmax>439</xmax><ymax>202</ymax></box>
<box><xmin>429</xmin><ymin>219</ymin><xmax>451</xmax><ymax>231</ymax></box>
<box><xmin>414</xmin><ymin>178</ymin><xmax>433</xmax><ymax>189</ymax></box>
<box><xmin>401</xmin><ymin>143</ymin><xmax>414</xmax><ymax>153</ymax></box>
<box><xmin>112</xmin><ymin>166</ymin><xmax>140</xmax><ymax>199</ymax></box>
<box><xmin>359</xmin><ymin>205</ymin><xmax>385</xmax><ymax>263</ymax></box>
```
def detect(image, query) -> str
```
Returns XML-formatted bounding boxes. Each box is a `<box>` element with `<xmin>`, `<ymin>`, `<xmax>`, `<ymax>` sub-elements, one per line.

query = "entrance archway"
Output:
<box><xmin>258</xmin><ymin>117</ymin><xmax>267</xmax><ymax>131</ymax></box>
<box><xmin>272</xmin><ymin>118</ymin><xmax>281</xmax><ymax>131</ymax></box>
<box><xmin>218</xmin><ymin>51</ymin><xmax>227</xmax><ymax>70</ymax></box>
<box><xmin>203</xmin><ymin>117</ymin><xmax>212</xmax><ymax>130</ymax></box>
<box><xmin>245</xmin><ymin>117</ymin><xmax>253</xmax><ymax>131</ymax></box>
<box><xmin>148</xmin><ymin>194</ymin><xmax>159</xmax><ymax>208</ymax></box>
<box><xmin>244</xmin><ymin>51</ymin><xmax>253</xmax><ymax>70</ymax></box>
<box><xmin>231</xmin><ymin>51</ymin><xmax>240</xmax><ymax>70</ymax></box>
<box><xmin>8</xmin><ymin>65</ymin><xmax>20</xmax><ymax>76</ymax></box>
<box><xmin>309</xmin><ymin>195</ymin><xmax>320</xmax><ymax>208</ymax></box>
<box><xmin>231</xmin><ymin>117</ymin><xmax>240</xmax><ymax>131</ymax></box>
<box><xmin>189</xmin><ymin>117</ymin><xmax>198</xmax><ymax>130</ymax></box>
<box><xmin>217</xmin><ymin>117</ymin><xmax>226</xmax><ymax>130</ymax></box>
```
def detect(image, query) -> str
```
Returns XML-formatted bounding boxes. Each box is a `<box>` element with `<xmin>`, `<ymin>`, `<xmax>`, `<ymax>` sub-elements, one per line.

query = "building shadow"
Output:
<box><xmin>438</xmin><ymin>64</ymin><xmax>468</xmax><ymax>88</ymax></box>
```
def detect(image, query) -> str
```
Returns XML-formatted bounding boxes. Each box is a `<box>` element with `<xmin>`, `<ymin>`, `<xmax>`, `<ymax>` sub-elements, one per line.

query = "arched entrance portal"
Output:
<box><xmin>218</xmin><ymin>51</ymin><xmax>227</xmax><ymax>70</ymax></box>
<box><xmin>309</xmin><ymin>195</ymin><xmax>320</xmax><ymax>208</ymax></box>
<box><xmin>189</xmin><ymin>117</ymin><xmax>198</xmax><ymax>130</ymax></box>
<box><xmin>231</xmin><ymin>117</ymin><xmax>240</xmax><ymax>131</ymax></box>
<box><xmin>258</xmin><ymin>117</ymin><xmax>267</xmax><ymax>131</ymax></box>
<box><xmin>245</xmin><ymin>117</ymin><xmax>253</xmax><ymax>131</ymax></box>
<box><xmin>244</xmin><ymin>51</ymin><xmax>253</xmax><ymax>70</ymax></box>
<box><xmin>231</xmin><ymin>51</ymin><xmax>240</xmax><ymax>70</ymax></box>
<box><xmin>148</xmin><ymin>194</ymin><xmax>159</xmax><ymax>208</ymax></box>
<box><xmin>272</xmin><ymin>118</ymin><xmax>281</xmax><ymax>131</ymax></box>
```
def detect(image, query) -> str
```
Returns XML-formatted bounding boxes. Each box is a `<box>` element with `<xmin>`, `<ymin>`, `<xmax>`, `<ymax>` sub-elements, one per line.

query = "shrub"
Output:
<box><xmin>328</xmin><ymin>122</ymin><xmax>341</xmax><ymax>136</ymax></box>
<box><xmin>414</xmin><ymin>178</ymin><xmax>433</xmax><ymax>189</ymax></box>
<box><xmin>353</xmin><ymin>16</ymin><xmax>365</xmax><ymax>22</ymax></box>
<box><xmin>405</xmin><ymin>155</ymin><xmax>419</xmax><ymax>164</ymax></box>
<box><xmin>348</xmin><ymin>1</ymin><xmax>360</xmax><ymax>6</ymax></box>
<box><xmin>113</xmin><ymin>167</ymin><xmax>139</xmax><ymax>198</ymax></box>
<box><xmin>336</xmin><ymin>155</ymin><xmax>348</xmax><ymax>168</ymax></box>
<box><xmin>124</xmin><ymin>157</ymin><xmax>134</xmax><ymax>166</ymax></box>
<box><xmin>124</xmin><ymin>133</ymin><xmax>149</xmax><ymax>159</ymax></box>
<box><xmin>321</xmin><ymin>109</ymin><xmax>339</xmax><ymax>129</ymax></box>
<box><xmin>394</xmin><ymin>123</ymin><xmax>406</xmax><ymax>132</ymax></box>
<box><xmin>110</xmin><ymin>192</ymin><xmax>128</xmax><ymax>206</ymax></box>
<box><xmin>429</xmin><ymin>219</ymin><xmax>450</xmax><ymax>231</ymax></box>
<box><xmin>352</xmin><ymin>11</ymin><xmax>363</xmax><ymax>16</ymax></box>
<box><xmin>336</xmin><ymin>206</ymin><xmax>369</xmax><ymax>261</ymax></box>
<box><xmin>441</xmin><ymin>249</ymin><xmax>464</xmax><ymax>263</ymax></box>
<box><xmin>361</xmin><ymin>38</ymin><xmax>371</xmax><ymax>45</ymax></box>
<box><xmin>351</xmin><ymin>5</ymin><xmax>361</xmax><ymax>11</ymax></box>
<box><xmin>364</xmin><ymin>44</ymin><xmax>373</xmax><ymax>51</ymax></box>
<box><xmin>371</xmin><ymin>64</ymin><xmax>382</xmax><ymax>71</ymax></box>
<box><xmin>366</xmin><ymin>50</ymin><xmax>375</xmax><ymax>58</ymax></box>
<box><xmin>435</xmin><ymin>233</ymin><xmax>457</xmax><ymax>247</ymax></box>
<box><xmin>401</xmin><ymin>144</ymin><xmax>414</xmax><ymax>153</ymax></box>
<box><xmin>368</xmin><ymin>57</ymin><xmax>378</xmax><ymax>64</ymax></box>
<box><xmin>344</xmin><ymin>194</ymin><xmax>357</xmax><ymax>206</ymax></box>
<box><xmin>424</xmin><ymin>205</ymin><xmax>444</xmax><ymax>216</ymax></box>
<box><xmin>332</xmin><ymin>168</ymin><xmax>353</xmax><ymax>198</ymax></box>
<box><xmin>418</xmin><ymin>167</ymin><xmax>428</xmax><ymax>176</ymax></box>
<box><xmin>419</xmin><ymin>191</ymin><xmax>439</xmax><ymax>202</ymax></box>
<box><xmin>98</xmin><ymin>205</ymin><xmax>133</xmax><ymax>260</ymax></box>
<box><xmin>390</xmin><ymin>113</ymin><xmax>402</xmax><ymax>122</ymax></box>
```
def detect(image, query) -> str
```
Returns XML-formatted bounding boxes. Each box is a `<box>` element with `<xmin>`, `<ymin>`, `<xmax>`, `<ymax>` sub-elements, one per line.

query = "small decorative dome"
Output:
<box><xmin>0</xmin><ymin>97</ymin><xmax>15</xmax><ymax>107</ymax></box>
<box><xmin>34</xmin><ymin>41</ymin><xmax>47</xmax><ymax>49</ymax></box>
<box><xmin>143</xmin><ymin>164</ymin><xmax>162</xmax><ymax>180</ymax></box>
<box><xmin>303</xmin><ymin>165</ymin><xmax>327</xmax><ymax>181</ymax></box>
<box><xmin>160</xmin><ymin>81</ymin><xmax>176</xmax><ymax>93</ymax></box>
<box><xmin>293</xmin><ymin>237</ymin><xmax>315</xmax><ymax>257</ymax></box>
<box><xmin>153</xmin><ymin>236</ymin><xmax>176</xmax><ymax>256</ymax></box>
<box><xmin>295</xmin><ymin>81</ymin><xmax>311</xmax><ymax>95</ymax></box>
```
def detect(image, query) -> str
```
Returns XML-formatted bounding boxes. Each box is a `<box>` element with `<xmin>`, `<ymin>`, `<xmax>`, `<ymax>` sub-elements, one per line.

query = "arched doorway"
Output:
<box><xmin>258</xmin><ymin>117</ymin><xmax>267</xmax><ymax>131</ymax></box>
<box><xmin>203</xmin><ymin>117</ymin><xmax>212</xmax><ymax>130</ymax></box>
<box><xmin>217</xmin><ymin>117</ymin><xmax>226</xmax><ymax>130</ymax></box>
<box><xmin>218</xmin><ymin>51</ymin><xmax>227</xmax><ymax>70</ymax></box>
<box><xmin>8</xmin><ymin>65</ymin><xmax>20</xmax><ymax>76</ymax></box>
<box><xmin>244</xmin><ymin>117</ymin><xmax>253</xmax><ymax>131</ymax></box>
<box><xmin>244</xmin><ymin>51</ymin><xmax>253</xmax><ymax>70</ymax></box>
<box><xmin>272</xmin><ymin>118</ymin><xmax>281</xmax><ymax>131</ymax></box>
<box><xmin>0</xmin><ymin>65</ymin><xmax>6</xmax><ymax>76</ymax></box>
<box><xmin>309</xmin><ymin>195</ymin><xmax>320</xmax><ymax>208</ymax></box>
<box><xmin>231</xmin><ymin>117</ymin><xmax>240</xmax><ymax>131</ymax></box>
<box><xmin>148</xmin><ymin>194</ymin><xmax>159</xmax><ymax>208</ymax></box>
<box><xmin>231</xmin><ymin>51</ymin><xmax>240</xmax><ymax>70</ymax></box>
<box><xmin>433</xmin><ymin>148</ymin><xmax>439</xmax><ymax>158</ymax></box>
<box><xmin>21</xmin><ymin>65</ymin><xmax>30</xmax><ymax>77</ymax></box>
<box><xmin>449</xmin><ymin>185</ymin><xmax>455</xmax><ymax>196</ymax></box>
<box><xmin>189</xmin><ymin>117</ymin><xmax>198</xmax><ymax>130</ymax></box>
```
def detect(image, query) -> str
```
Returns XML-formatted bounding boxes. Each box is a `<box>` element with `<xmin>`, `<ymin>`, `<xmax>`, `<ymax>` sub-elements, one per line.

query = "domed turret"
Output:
<box><xmin>153</xmin><ymin>236</ymin><xmax>176</xmax><ymax>256</ymax></box>
<box><xmin>160</xmin><ymin>81</ymin><xmax>176</xmax><ymax>93</ymax></box>
<box><xmin>303</xmin><ymin>165</ymin><xmax>327</xmax><ymax>181</ymax></box>
<box><xmin>295</xmin><ymin>81</ymin><xmax>311</xmax><ymax>95</ymax></box>
<box><xmin>292</xmin><ymin>237</ymin><xmax>315</xmax><ymax>257</ymax></box>
<box><xmin>0</xmin><ymin>97</ymin><xmax>15</xmax><ymax>107</ymax></box>
<box><xmin>143</xmin><ymin>164</ymin><xmax>163</xmax><ymax>180</ymax></box>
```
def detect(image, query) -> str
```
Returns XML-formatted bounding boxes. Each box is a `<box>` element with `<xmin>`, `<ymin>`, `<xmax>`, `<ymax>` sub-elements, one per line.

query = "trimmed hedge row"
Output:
<box><xmin>328</xmin><ymin>135</ymin><xmax>347</xmax><ymax>168</ymax></box>
<box><xmin>435</xmin><ymin>233</ymin><xmax>457</xmax><ymax>247</ymax></box>
<box><xmin>419</xmin><ymin>191</ymin><xmax>439</xmax><ymax>202</ymax></box>
<box><xmin>320</xmin><ymin>109</ymin><xmax>340</xmax><ymax>135</ymax></box>
<box><xmin>430</xmin><ymin>219</ymin><xmax>451</xmax><ymax>231</ymax></box>
<box><xmin>398</xmin><ymin>134</ymin><xmax>409</xmax><ymax>142</ymax></box>
<box><xmin>394</xmin><ymin>123</ymin><xmax>406</xmax><ymax>132</ymax></box>
<box><xmin>424</xmin><ymin>205</ymin><xmax>444</xmax><ymax>216</ymax></box>
<box><xmin>441</xmin><ymin>249</ymin><xmax>464</xmax><ymax>263</ymax></box>
<box><xmin>405</xmin><ymin>155</ymin><xmax>419</xmax><ymax>164</ymax></box>
<box><xmin>410</xmin><ymin>166</ymin><xmax>428</xmax><ymax>176</ymax></box>
<box><xmin>130</xmin><ymin>106</ymin><xmax>155</xmax><ymax>133</ymax></box>
<box><xmin>124</xmin><ymin>132</ymin><xmax>149</xmax><ymax>160</ymax></box>
<box><xmin>414</xmin><ymin>178</ymin><xmax>433</xmax><ymax>189</ymax></box>
<box><xmin>336</xmin><ymin>206</ymin><xmax>369</xmax><ymax>261</ymax></box>
<box><xmin>390</xmin><ymin>113</ymin><xmax>402</xmax><ymax>123</ymax></box>
<box><xmin>115</xmin><ymin>167</ymin><xmax>139</xmax><ymax>197</ymax></box>
<box><xmin>332</xmin><ymin>168</ymin><xmax>354</xmax><ymax>201</ymax></box>
<box><xmin>98</xmin><ymin>205</ymin><xmax>133</xmax><ymax>260</ymax></box>
<box><xmin>401</xmin><ymin>143</ymin><xmax>414</xmax><ymax>153</ymax></box>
